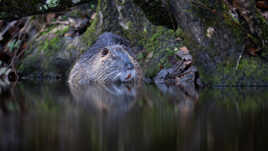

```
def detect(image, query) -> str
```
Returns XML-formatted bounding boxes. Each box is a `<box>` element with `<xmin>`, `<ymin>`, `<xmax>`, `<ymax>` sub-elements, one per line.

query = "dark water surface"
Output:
<box><xmin>0</xmin><ymin>81</ymin><xmax>268</xmax><ymax>151</ymax></box>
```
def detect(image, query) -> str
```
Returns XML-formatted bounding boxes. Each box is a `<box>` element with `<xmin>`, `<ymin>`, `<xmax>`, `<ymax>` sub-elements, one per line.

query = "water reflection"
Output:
<box><xmin>69</xmin><ymin>83</ymin><xmax>138</xmax><ymax>114</ymax></box>
<box><xmin>0</xmin><ymin>82</ymin><xmax>268</xmax><ymax>151</ymax></box>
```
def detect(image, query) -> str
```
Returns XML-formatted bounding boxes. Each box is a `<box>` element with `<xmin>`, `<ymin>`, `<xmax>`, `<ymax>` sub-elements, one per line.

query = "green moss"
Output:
<box><xmin>239</xmin><ymin>58</ymin><xmax>268</xmax><ymax>82</ymax></box>
<box><xmin>82</xmin><ymin>16</ymin><xmax>99</xmax><ymax>46</ymax></box>
<box><xmin>256</xmin><ymin>12</ymin><xmax>268</xmax><ymax>57</ymax></box>
<box><xmin>39</xmin><ymin>36</ymin><xmax>61</xmax><ymax>55</ymax></box>
<box><xmin>40</xmin><ymin>25</ymin><xmax>57</xmax><ymax>35</ymax></box>
<box><xmin>125</xmin><ymin>25</ymin><xmax>181</xmax><ymax>78</ymax></box>
<box><xmin>145</xmin><ymin>65</ymin><xmax>161</xmax><ymax>78</ymax></box>
<box><xmin>222</xmin><ymin>3</ymin><xmax>268</xmax><ymax>57</ymax></box>
<box><xmin>223</xmin><ymin>12</ymin><xmax>246</xmax><ymax>44</ymax></box>
<box><xmin>256</xmin><ymin>12</ymin><xmax>268</xmax><ymax>39</ymax></box>
<box><xmin>175</xmin><ymin>27</ymin><xmax>183</xmax><ymax>37</ymax></box>
<box><xmin>81</xmin><ymin>0</ymin><xmax>102</xmax><ymax>46</ymax></box>
<box><xmin>136</xmin><ymin>52</ymin><xmax>144</xmax><ymax>61</ymax></box>
<box><xmin>55</xmin><ymin>26</ymin><xmax>69</xmax><ymax>35</ymax></box>
<box><xmin>17</xmin><ymin>64</ymin><xmax>24</xmax><ymax>72</ymax></box>
<box><xmin>19</xmin><ymin>24</ymin><xmax>73</xmax><ymax>76</ymax></box>
<box><xmin>40</xmin><ymin>24</ymin><xmax>69</xmax><ymax>37</ymax></box>
<box><xmin>18</xmin><ymin>55</ymin><xmax>42</xmax><ymax>74</ymax></box>
<box><xmin>238</xmin><ymin>59</ymin><xmax>256</xmax><ymax>77</ymax></box>
<box><xmin>206</xmin><ymin>56</ymin><xmax>268</xmax><ymax>86</ymax></box>
<box><xmin>188</xmin><ymin>0</ymin><xmax>268</xmax><ymax>85</ymax></box>
<box><xmin>38</xmin><ymin>26</ymin><xmax>69</xmax><ymax>55</ymax></box>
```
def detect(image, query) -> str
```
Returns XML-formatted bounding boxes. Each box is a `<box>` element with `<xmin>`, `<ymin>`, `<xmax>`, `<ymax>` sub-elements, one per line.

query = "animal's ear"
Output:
<box><xmin>101</xmin><ymin>48</ymin><xmax>109</xmax><ymax>57</ymax></box>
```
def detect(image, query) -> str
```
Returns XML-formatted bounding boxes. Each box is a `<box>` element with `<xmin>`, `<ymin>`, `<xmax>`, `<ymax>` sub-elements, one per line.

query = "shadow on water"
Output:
<box><xmin>0</xmin><ymin>81</ymin><xmax>268</xmax><ymax>151</ymax></box>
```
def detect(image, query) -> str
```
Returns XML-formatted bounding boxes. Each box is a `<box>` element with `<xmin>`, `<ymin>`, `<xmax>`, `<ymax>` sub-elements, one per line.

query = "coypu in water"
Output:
<box><xmin>69</xmin><ymin>32</ymin><xmax>141</xmax><ymax>85</ymax></box>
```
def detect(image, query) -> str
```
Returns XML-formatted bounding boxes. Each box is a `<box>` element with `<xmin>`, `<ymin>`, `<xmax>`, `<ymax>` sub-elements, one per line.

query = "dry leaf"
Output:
<box><xmin>256</xmin><ymin>1</ymin><xmax>268</xmax><ymax>9</ymax></box>
<box><xmin>206</xmin><ymin>27</ymin><xmax>215</xmax><ymax>38</ymax></box>
<box><xmin>175</xmin><ymin>37</ymin><xmax>182</xmax><ymax>41</ymax></box>
<box><xmin>159</xmin><ymin>64</ymin><xmax>163</xmax><ymax>70</ymax></box>
<box><xmin>147</xmin><ymin>51</ymin><xmax>154</xmax><ymax>59</ymax></box>
<box><xmin>145</xmin><ymin>51</ymin><xmax>154</xmax><ymax>63</ymax></box>
<box><xmin>21</xmin><ymin>42</ymin><xmax>27</xmax><ymax>50</ymax></box>
<box><xmin>91</xmin><ymin>13</ymin><xmax>97</xmax><ymax>20</ymax></box>
<box><xmin>64</xmin><ymin>32</ymin><xmax>73</xmax><ymax>37</ymax></box>
<box><xmin>179</xmin><ymin>46</ymin><xmax>189</xmax><ymax>53</ymax></box>
<box><xmin>247</xmin><ymin>47</ymin><xmax>258</xmax><ymax>56</ymax></box>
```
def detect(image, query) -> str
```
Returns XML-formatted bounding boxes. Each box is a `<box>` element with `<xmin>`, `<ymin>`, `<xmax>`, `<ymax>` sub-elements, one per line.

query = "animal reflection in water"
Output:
<box><xmin>69</xmin><ymin>83</ymin><xmax>138</xmax><ymax>113</ymax></box>
<box><xmin>69</xmin><ymin>81</ymin><xmax>199</xmax><ymax>117</ymax></box>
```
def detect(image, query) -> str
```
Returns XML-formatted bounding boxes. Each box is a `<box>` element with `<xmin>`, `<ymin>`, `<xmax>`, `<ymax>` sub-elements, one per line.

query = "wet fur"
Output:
<box><xmin>69</xmin><ymin>32</ymin><xmax>141</xmax><ymax>85</ymax></box>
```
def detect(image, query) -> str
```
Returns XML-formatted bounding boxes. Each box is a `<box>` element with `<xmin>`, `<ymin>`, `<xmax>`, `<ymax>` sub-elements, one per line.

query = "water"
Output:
<box><xmin>0</xmin><ymin>81</ymin><xmax>268</xmax><ymax>151</ymax></box>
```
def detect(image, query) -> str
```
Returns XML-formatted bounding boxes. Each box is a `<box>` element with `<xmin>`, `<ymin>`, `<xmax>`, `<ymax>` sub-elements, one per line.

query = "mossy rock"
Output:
<box><xmin>82</xmin><ymin>0</ymin><xmax>184</xmax><ymax>79</ymax></box>
<box><xmin>19</xmin><ymin>25</ymin><xmax>85</xmax><ymax>79</ymax></box>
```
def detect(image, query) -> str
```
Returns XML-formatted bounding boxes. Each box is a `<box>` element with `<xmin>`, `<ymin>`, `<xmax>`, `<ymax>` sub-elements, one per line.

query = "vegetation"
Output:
<box><xmin>0</xmin><ymin>0</ymin><xmax>268</xmax><ymax>85</ymax></box>
<box><xmin>0</xmin><ymin>0</ymin><xmax>92</xmax><ymax>20</ymax></box>
<box><xmin>1</xmin><ymin>1</ymin><xmax>268</xmax><ymax>150</ymax></box>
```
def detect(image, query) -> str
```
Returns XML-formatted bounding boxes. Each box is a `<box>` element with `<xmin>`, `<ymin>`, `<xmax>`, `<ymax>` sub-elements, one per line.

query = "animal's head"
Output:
<box><xmin>91</xmin><ymin>45</ymin><xmax>136</xmax><ymax>82</ymax></box>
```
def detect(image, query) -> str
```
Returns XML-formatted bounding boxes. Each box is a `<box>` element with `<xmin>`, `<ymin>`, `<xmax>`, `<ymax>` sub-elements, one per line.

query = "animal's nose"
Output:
<box><xmin>126</xmin><ymin>63</ymin><xmax>134</xmax><ymax>70</ymax></box>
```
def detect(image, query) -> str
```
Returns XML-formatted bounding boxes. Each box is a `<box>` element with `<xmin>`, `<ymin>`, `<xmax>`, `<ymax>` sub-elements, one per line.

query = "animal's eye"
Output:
<box><xmin>101</xmin><ymin>48</ymin><xmax>109</xmax><ymax>57</ymax></box>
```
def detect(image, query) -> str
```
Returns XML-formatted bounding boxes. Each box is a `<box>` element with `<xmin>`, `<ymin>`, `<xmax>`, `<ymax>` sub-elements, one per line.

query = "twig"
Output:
<box><xmin>0</xmin><ymin>20</ymin><xmax>17</xmax><ymax>41</ymax></box>
<box><xmin>235</xmin><ymin>47</ymin><xmax>245</xmax><ymax>70</ymax></box>
<box><xmin>7</xmin><ymin>19</ymin><xmax>31</xmax><ymax>79</ymax></box>
<box><xmin>50</xmin><ymin>20</ymin><xmax>70</xmax><ymax>25</ymax></box>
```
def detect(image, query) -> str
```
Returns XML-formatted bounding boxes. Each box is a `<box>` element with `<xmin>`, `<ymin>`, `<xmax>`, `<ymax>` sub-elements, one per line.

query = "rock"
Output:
<box><xmin>175</xmin><ymin>47</ymin><xmax>193</xmax><ymax>62</ymax></box>
<box><xmin>0</xmin><ymin>66</ymin><xmax>17</xmax><ymax>90</ymax></box>
<box><xmin>154</xmin><ymin>62</ymin><xmax>201</xmax><ymax>88</ymax></box>
<box><xmin>154</xmin><ymin>47</ymin><xmax>201</xmax><ymax>89</ymax></box>
<box><xmin>82</xmin><ymin>0</ymin><xmax>184</xmax><ymax>80</ymax></box>
<box><xmin>14</xmin><ymin>0</ymin><xmax>268</xmax><ymax>86</ymax></box>
<box><xmin>153</xmin><ymin>68</ymin><xmax>170</xmax><ymax>84</ymax></box>
<box><xmin>175</xmin><ymin>66</ymin><xmax>197</xmax><ymax>87</ymax></box>
<box><xmin>68</xmin><ymin>17</ymin><xmax>90</xmax><ymax>34</ymax></box>
<box><xmin>18</xmin><ymin>35</ymin><xmax>83</xmax><ymax>79</ymax></box>
<box><xmin>131</xmin><ymin>0</ymin><xmax>268</xmax><ymax>86</ymax></box>
<box><xmin>17</xmin><ymin>4</ymin><xmax>95</xmax><ymax>80</ymax></box>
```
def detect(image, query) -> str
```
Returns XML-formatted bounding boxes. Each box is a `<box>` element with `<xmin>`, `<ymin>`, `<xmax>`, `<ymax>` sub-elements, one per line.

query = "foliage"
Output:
<box><xmin>7</xmin><ymin>40</ymin><xmax>21</xmax><ymax>52</ymax></box>
<box><xmin>46</xmin><ymin>0</ymin><xmax>60</xmax><ymax>8</ymax></box>
<box><xmin>0</xmin><ymin>0</ymin><xmax>92</xmax><ymax>20</ymax></box>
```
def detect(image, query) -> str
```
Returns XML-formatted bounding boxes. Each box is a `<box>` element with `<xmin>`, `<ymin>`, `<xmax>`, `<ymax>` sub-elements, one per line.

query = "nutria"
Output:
<box><xmin>68</xmin><ymin>32</ymin><xmax>142</xmax><ymax>85</ymax></box>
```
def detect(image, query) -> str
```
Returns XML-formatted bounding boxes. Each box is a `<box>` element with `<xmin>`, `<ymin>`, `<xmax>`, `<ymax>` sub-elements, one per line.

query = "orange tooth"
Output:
<box><xmin>126</xmin><ymin>74</ymin><xmax>131</xmax><ymax>80</ymax></box>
